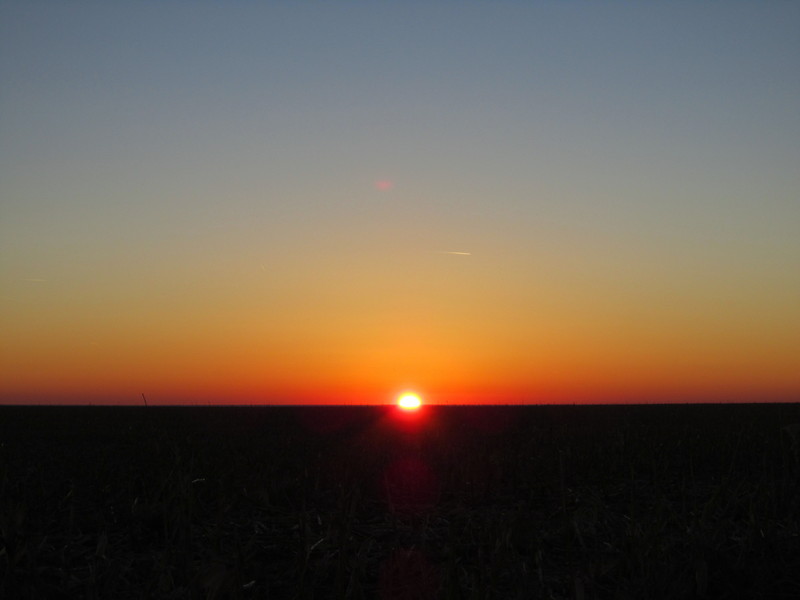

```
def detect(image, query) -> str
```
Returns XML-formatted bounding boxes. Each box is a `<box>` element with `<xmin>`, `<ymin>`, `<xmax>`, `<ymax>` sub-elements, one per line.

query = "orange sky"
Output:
<box><xmin>3</xmin><ymin>240</ymin><xmax>798</xmax><ymax>404</ymax></box>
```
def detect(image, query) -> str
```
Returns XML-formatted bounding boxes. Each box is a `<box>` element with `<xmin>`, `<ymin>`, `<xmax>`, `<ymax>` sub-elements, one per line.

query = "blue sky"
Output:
<box><xmin>1</xmin><ymin>2</ymin><xmax>798</xmax><ymax>404</ymax></box>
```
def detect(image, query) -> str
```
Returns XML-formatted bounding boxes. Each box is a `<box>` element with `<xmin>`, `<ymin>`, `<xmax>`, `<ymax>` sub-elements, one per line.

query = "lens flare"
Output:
<box><xmin>397</xmin><ymin>393</ymin><xmax>422</xmax><ymax>411</ymax></box>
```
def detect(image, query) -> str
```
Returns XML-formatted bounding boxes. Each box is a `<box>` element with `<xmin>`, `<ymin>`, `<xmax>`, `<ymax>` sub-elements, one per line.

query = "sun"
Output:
<box><xmin>397</xmin><ymin>392</ymin><xmax>422</xmax><ymax>411</ymax></box>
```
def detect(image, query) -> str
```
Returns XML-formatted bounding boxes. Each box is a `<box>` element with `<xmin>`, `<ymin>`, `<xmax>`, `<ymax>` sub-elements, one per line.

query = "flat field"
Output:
<box><xmin>2</xmin><ymin>404</ymin><xmax>799</xmax><ymax>599</ymax></box>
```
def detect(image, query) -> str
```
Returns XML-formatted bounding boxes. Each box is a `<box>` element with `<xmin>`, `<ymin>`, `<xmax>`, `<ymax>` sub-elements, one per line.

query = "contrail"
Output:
<box><xmin>440</xmin><ymin>251</ymin><xmax>472</xmax><ymax>256</ymax></box>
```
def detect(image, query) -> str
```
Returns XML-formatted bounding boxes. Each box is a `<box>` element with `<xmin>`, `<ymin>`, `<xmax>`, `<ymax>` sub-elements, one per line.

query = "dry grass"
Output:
<box><xmin>2</xmin><ymin>403</ymin><xmax>800</xmax><ymax>599</ymax></box>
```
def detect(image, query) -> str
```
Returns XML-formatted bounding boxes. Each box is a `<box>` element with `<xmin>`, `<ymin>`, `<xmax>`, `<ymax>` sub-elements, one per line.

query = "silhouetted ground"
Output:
<box><xmin>2</xmin><ymin>403</ymin><xmax>799</xmax><ymax>599</ymax></box>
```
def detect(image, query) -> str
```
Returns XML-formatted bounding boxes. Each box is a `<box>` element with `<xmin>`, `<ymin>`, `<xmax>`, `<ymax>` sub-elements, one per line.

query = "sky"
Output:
<box><xmin>1</xmin><ymin>2</ymin><xmax>798</xmax><ymax>405</ymax></box>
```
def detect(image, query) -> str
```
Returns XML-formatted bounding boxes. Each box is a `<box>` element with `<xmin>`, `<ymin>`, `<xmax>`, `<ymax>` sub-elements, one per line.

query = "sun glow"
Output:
<box><xmin>397</xmin><ymin>393</ymin><xmax>422</xmax><ymax>411</ymax></box>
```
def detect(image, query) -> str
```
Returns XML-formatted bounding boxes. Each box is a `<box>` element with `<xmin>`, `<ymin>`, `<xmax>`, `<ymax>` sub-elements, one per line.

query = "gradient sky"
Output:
<box><xmin>2</xmin><ymin>2</ymin><xmax>798</xmax><ymax>405</ymax></box>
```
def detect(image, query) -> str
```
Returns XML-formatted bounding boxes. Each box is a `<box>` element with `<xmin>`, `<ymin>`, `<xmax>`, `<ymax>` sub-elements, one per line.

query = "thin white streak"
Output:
<box><xmin>440</xmin><ymin>251</ymin><xmax>472</xmax><ymax>256</ymax></box>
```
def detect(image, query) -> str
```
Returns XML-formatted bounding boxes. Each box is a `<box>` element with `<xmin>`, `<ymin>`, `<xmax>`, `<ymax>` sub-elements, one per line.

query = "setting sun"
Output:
<box><xmin>397</xmin><ymin>393</ymin><xmax>422</xmax><ymax>411</ymax></box>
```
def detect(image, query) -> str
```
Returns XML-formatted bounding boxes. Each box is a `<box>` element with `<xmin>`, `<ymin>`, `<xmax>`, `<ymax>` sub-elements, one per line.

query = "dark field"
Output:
<box><xmin>2</xmin><ymin>404</ymin><xmax>800</xmax><ymax>599</ymax></box>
